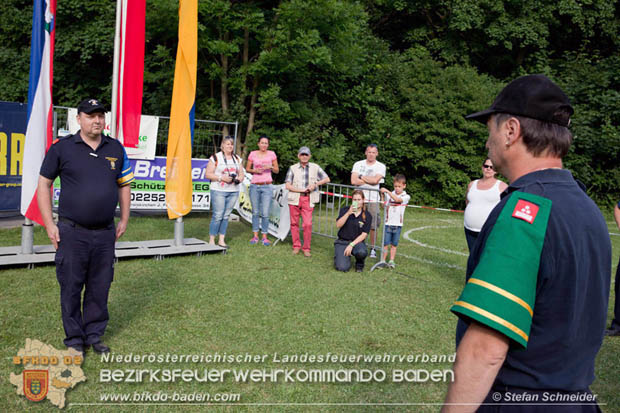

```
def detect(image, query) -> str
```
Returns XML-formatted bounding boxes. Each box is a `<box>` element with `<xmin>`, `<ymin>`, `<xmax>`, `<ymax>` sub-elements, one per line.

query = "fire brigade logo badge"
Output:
<box><xmin>23</xmin><ymin>370</ymin><xmax>48</xmax><ymax>402</ymax></box>
<box><xmin>105</xmin><ymin>157</ymin><xmax>117</xmax><ymax>170</ymax></box>
<box><xmin>512</xmin><ymin>199</ymin><xmax>539</xmax><ymax>224</ymax></box>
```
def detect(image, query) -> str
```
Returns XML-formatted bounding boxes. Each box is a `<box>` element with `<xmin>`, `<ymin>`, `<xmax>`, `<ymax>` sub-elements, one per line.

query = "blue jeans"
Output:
<box><xmin>334</xmin><ymin>239</ymin><xmax>368</xmax><ymax>271</ymax></box>
<box><xmin>249</xmin><ymin>184</ymin><xmax>273</xmax><ymax>233</ymax></box>
<box><xmin>209</xmin><ymin>190</ymin><xmax>239</xmax><ymax>236</ymax></box>
<box><xmin>383</xmin><ymin>225</ymin><xmax>402</xmax><ymax>246</ymax></box>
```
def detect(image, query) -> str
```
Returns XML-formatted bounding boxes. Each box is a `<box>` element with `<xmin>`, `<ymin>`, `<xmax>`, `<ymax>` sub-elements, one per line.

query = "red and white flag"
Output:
<box><xmin>21</xmin><ymin>0</ymin><xmax>56</xmax><ymax>225</ymax></box>
<box><xmin>111</xmin><ymin>0</ymin><xmax>146</xmax><ymax>148</ymax></box>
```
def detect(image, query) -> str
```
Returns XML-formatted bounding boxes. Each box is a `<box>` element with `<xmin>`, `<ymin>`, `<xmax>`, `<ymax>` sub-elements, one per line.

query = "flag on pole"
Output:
<box><xmin>21</xmin><ymin>0</ymin><xmax>56</xmax><ymax>225</ymax></box>
<box><xmin>165</xmin><ymin>0</ymin><xmax>197</xmax><ymax>219</ymax></box>
<box><xmin>111</xmin><ymin>0</ymin><xmax>145</xmax><ymax>148</ymax></box>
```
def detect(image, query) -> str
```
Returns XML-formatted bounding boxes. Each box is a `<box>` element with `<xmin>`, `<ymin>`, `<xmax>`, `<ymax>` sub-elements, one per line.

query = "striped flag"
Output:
<box><xmin>165</xmin><ymin>0</ymin><xmax>197</xmax><ymax>219</ymax></box>
<box><xmin>20</xmin><ymin>0</ymin><xmax>56</xmax><ymax>225</ymax></box>
<box><xmin>111</xmin><ymin>0</ymin><xmax>146</xmax><ymax>148</ymax></box>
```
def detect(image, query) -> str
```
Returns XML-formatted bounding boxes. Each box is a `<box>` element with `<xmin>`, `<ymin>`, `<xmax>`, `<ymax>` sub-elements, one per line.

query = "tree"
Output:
<box><xmin>555</xmin><ymin>53</ymin><xmax>620</xmax><ymax>206</ymax></box>
<box><xmin>363</xmin><ymin>0</ymin><xmax>620</xmax><ymax>79</ymax></box>
<box><xmin>194</xmin><ymin>0</ymin><xmax>371</xmax><ymax>159</ymax></box>
<box><xmin>0</xmin><ymin>0</ymin><xmax>42</xmax><ymax>102</ymax></box>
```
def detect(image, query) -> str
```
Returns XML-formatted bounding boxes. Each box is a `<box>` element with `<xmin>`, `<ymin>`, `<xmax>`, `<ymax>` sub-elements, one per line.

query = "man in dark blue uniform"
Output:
<box><xmin>442</xmin><ymin>75</ymin><xmax>611</xmax><ymax>412</ymax></box>
<box><xmin>605</xmin><ymin>201</ymin><xmax>620</xmax><ymax>337</ymax></box>
<box><xmin>37</xmin><ymin>98</ymin><xmax>134</xmax><ymax>354</ymax></box>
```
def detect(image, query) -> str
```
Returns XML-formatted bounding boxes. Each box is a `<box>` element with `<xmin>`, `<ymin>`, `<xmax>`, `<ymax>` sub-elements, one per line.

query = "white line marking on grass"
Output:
<box><xmin>404</xmin><ymin>227</ymin><xmax>469</xmax><ymax>257</ymax></box>
<box><xmin>438</xmin><ymin>219</ymin><xmax>461</xmax><ymax>224</ymax></box>
<box><xmin>398</xmin><ymin>252</ymin><xmax>465</xmax><ymax>270</ymax></box>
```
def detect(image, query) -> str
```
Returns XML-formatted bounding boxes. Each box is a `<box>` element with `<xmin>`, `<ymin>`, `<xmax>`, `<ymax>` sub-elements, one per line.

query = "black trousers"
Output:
<box><xmin>464</xmin><ymin>227</ymin><xmax>479</xmax><ymax>253</ymax></box>
<box><xmin>334</xmin><ymin>239</ymin><xmax>367</xmax><ymax>271</ymax></box>
<box><xmin>611</xmin><ymin>256</ymin><xmax>620</xmax><ymax>330</ymax></box>
<box><xmin>55</xmin><ymin>221</ymin><xmax>116</xmax><ymax>347</ymax></box>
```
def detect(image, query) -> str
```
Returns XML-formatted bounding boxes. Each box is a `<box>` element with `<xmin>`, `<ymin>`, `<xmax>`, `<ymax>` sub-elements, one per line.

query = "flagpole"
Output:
<box><xmin>21</xmin><ymin>218</ymin><xmax>34</xmax><ymax>254</ymax></box>
<box><xmin>111</xmin><ymin>0</ymin><xmax>122</xmax><ymax>138</ymax></box>
<box><xmin>174</xmin><ymin>217</ymin><xmax>184</xmax><ymax>246</ymax></box>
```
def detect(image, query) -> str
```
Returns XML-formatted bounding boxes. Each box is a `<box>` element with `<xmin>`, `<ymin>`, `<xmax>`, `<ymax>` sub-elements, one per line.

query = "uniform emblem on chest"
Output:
<box><xmin>105</xmin><ymin>157</ymin><xmax>118</xmax><ymax>170</ymax></box>
<box><xmin>512</xmin><ymin>199</ymin><xmax>539</xmax><ymax>224</ymax></box>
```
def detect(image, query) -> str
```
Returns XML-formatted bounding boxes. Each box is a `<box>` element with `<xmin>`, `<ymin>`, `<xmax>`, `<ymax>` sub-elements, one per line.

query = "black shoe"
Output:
<box><xmin>356</xmin><ymin>267</ymin><xmax>363</xmax><ymax>272</ymax></box>
<box><xmin>68</xmin><ymin>344</ymin><xmax>85</xmax><ymax>353</ymax></box>
<box><xmin>91</xmin><ymin>342</ymin><xmax>110</xmax><ymax>353</ymax></box>
<box><xmin>605</xmin><ymin>328</ymin><xmax>620</xmax><ymax>337</ymax></box>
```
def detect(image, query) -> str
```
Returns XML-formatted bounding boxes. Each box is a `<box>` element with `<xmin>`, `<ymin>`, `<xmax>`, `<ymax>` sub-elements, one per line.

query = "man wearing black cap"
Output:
<box><xmin>37</xmin><ymin>98</ymin><xmax>134</xmax><ymax>355</ymax></box>
<box><xmin>442</xmin><ymin>75</ymin><xmax>611</xmax><ymax>412</ymax></box>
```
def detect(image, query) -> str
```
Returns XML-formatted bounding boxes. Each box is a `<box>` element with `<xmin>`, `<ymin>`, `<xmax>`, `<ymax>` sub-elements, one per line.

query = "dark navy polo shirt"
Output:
<box><xmin>455</xmin><ymin>169</ymin><xmax>611</xmax><ymax>391</ymax></box>
<box><xmin>40</xmin><ymin>132</ymin><xmax>134</xmax><ymax>228</ymax></box>
<box><xmin>337</xmin><ymin>206</ymin><xmax>372</xmax><ymax>241</ymax></box>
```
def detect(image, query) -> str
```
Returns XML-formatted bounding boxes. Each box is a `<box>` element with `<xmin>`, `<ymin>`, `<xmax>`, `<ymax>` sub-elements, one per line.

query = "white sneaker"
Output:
<box><xmin>370</xmin><ymin>249</ymin><xmax>377</xmax><ymax>259</ymax></box>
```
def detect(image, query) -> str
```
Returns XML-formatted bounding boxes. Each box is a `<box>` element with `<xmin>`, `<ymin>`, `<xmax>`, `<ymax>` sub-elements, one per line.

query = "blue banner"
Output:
<box><xmin>0</xmin><ymin>102</ymin><xmax>28</xmax><ymax>211</ymax></box>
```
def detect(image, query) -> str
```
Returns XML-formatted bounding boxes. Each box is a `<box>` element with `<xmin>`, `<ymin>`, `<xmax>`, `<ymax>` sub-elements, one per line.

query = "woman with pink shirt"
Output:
<box><xmin>245</xmin><ymin>136</ymin><xmax>279</xmax><ymax>245</ymax></box>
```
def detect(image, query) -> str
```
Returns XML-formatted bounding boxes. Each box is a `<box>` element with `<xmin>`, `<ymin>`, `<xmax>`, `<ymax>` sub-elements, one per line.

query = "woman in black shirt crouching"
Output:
<box><xmin>334</xmin><ymin>190</ymin><xmax>372</xmax><ymax>272</ymax></box>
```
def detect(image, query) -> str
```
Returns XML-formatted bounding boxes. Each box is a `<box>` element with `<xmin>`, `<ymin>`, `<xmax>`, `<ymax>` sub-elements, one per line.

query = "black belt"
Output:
<box><xmin>59</xmin><ymin>217</ymin><xmax>113</xmax><ymax>230</ymax></box>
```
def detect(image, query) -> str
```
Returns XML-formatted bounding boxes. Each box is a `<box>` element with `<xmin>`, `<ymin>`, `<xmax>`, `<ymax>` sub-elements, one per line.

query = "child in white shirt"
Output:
<box><xmin>380</xmin><ymin>174</ymin><xmax>410</xmax><ymax>268</ymax></box>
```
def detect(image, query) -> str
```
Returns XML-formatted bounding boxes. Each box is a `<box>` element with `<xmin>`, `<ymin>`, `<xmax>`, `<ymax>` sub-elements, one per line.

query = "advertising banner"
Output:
<box><xmin>49</xmin><ymin>155</ymin><xmax>292</xmax><ymax>240</ymax></box>
<box><xmin>53</xmin><ymin>156</ymin><xmax>211</xmax><ymax>210</ymax></box>
<box><xmin>67</xmin><ymin>108</ymin><xmax>158</xmax><ymax>160</ymax></box>
<box><xmin>0</xmin><ymin>102</ymin><xmax>28</xmax><ymax>211</ymax></box>
<box><xmin>130</xmin><ymin>157</ymin><xmax>210</xmax><ymax>210</ymax></box>
<box><xmin>237</xmin><ymin>175</ymin><xmax>290</xmax><ymax>241</ymax></box>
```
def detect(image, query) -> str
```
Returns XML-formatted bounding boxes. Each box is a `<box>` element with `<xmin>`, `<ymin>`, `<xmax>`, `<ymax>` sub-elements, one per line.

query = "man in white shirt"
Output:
<box><xmin>350</xmin><ymin>144</ymin><xmax>386</xmax><ymax>258</ymax></box>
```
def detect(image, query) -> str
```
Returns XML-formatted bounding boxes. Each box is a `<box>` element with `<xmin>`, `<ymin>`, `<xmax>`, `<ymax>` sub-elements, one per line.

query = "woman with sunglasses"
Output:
<box><xmin>463</xmin><ymin>158</ymin><xmax>508</xmax><ymax>252</ymax></box>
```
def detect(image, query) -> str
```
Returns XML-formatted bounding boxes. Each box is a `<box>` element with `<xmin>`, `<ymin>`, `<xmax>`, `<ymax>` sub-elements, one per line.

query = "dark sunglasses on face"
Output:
<box><xmin>483</xmin><ymin>164</ymin><xmax>494</xmax><ymax>170</ymax></box>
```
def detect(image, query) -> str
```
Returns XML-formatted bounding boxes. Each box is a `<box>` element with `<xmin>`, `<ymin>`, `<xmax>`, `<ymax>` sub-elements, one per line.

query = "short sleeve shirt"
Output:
<box><xmin>385</xmin><ymin>190</ymin><xmax>410</xmax><ymax>226</ymax></box>
<box><xmin>39</xmin><ymin>132</ymin><xmax>134</xmax><ymax>227</ymax></box>
<box><xmin>285</xmin><ymin>163</ymin><xmax>327</xmax><ymax>188</ymax></box>
<box><xmin>248</xmin><ymin>150</ymin><xmax>277</xmax><ymax>184</ymax></box>
<box><xmin>451</xmin><ymin>169</ymin><xmax>610</xmax><ymax>391</ymax></box>
<box><xmin>351</xmin><ymin>160</ymin><xmax>386</xmax><ymax>202</ymax></box>
<box><xmin>209</xmin><ymin>152</ymin><xmax>242</xmax><ymax>192</ymax></box>
<box><xmin>336</xmin><ymin>206</ymin><xmax>372</xmax><ymax>241</ymax></box>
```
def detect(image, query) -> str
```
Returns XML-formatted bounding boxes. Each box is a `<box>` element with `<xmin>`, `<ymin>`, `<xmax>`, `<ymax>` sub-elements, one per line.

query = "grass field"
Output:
<box><xmin>1</xmin><ymin>208</ymin><xmax>619</xmax><ymax>412</ymax></box>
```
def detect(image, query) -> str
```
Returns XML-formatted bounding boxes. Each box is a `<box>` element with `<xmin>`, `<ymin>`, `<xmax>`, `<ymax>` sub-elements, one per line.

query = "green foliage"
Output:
<box><xmin>365</xmin><ymin>0</ymin><xmax>620</xmax><ymax>78</ymax></box>
<box><xmin>53</xmin><ymin>0</ymin><xmax>116</xmax><ymax>106</ymax></box>
<box><xmin>0</xmin><ymin>0</ymin><xmax>39</xmax><ymax>102</ymax></box>
<box><xmin>344</xmin><ymin>47</ymin><xmax>501</xmax><ymax>207</ymax></box>
<box><xmin>554</xmin><ymin>54</ymin><xmax>620</xmax><ymax>206</ymax></box>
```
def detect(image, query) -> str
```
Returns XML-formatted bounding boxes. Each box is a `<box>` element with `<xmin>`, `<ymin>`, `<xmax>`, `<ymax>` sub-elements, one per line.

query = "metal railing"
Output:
<box><xmin>52</xmin><ymin>106</ymin><xmax>239</xmax><ymax>159</ymax></box>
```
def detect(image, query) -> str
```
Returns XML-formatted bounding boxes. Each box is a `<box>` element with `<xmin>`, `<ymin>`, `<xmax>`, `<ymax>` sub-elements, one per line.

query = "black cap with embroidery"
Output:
<box><xmin>77</xmin><ymin>98</ymin><xmax>106</xmax><ymax>114</ymax></box>
<box><xmin>465</xmin><ymin>74</ymin><xmax>574</xmax><ymax>127</ymax></box>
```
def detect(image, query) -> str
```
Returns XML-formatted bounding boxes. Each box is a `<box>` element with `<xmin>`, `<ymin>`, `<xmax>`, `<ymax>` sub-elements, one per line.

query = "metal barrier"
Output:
<box><xmin>52</xmin><ymin>106</ymin><xmax>238</xmax><ymax>158</ymax></box>
<box><xmin>313</xmin><ymin>183</ymin><xmax>386</xmax><ymax>261</ymax></box>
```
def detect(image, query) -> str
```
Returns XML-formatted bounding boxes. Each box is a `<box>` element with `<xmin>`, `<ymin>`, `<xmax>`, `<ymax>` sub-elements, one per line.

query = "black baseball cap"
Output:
<box><xmin>77</xmin><ymin>98</ymin><xmax>106</xmax><ymax>114</ymax></box>
<box><xmin>465</xmin><ymin>74</ymin><xmax>573</xmax><ymax>127</ymax></box>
